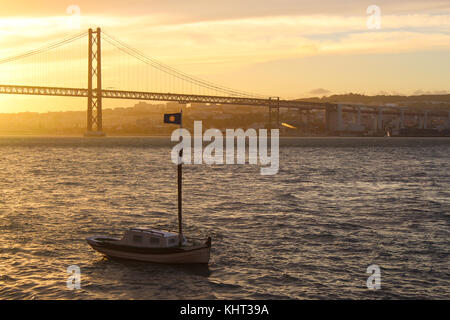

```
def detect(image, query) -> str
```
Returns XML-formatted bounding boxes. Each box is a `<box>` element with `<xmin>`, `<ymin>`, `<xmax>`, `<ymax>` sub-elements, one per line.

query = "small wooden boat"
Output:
<box><xmin>87</xmin><ymin>228</ymin><xmax>211</xmax><ymax>264</ymax></box>
<box><xmin>87</xmin><ymin>110</ymin><xmax>211</xmax><ymax>264</ymax></box>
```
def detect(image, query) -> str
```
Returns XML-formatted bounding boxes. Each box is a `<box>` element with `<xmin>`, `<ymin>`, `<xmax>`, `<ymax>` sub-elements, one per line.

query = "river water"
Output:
<box><xmin>0</xmin><ymin>136</ymin><xmax>448</xmax><ymax>299</ymax></box>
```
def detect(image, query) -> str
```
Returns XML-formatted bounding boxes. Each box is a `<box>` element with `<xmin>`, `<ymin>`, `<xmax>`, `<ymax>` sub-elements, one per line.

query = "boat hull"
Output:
<box><xmin>86</xmin><ymin>236</ymin><xmax>210</xmax><ymax>264</ymax></box>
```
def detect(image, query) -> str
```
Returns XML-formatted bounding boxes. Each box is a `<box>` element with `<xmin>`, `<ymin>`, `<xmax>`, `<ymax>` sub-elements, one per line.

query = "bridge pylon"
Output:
<box><xmin>267</xmin><ymin>97</ymin><xmax>280</xmax><ymax>130</ymax></box>
<box><xmin>85</xmin><ymin>27</ymin><xmax>105</xmax><ymax>137</ymax></box>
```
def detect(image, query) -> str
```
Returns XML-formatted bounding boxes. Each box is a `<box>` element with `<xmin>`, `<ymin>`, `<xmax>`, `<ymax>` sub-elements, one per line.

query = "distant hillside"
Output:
<box><xmin>0</xmin><ymin>102</ymin><xmax>269</xmax><ymax>135</ymax></box>
<box><xmin>298</xmin><ymin>93</ymin><xmax>450</xmax><ymax>110</ymax></box>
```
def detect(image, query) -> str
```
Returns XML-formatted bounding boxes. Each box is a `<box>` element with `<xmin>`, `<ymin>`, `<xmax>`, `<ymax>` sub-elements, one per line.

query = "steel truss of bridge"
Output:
<box><xmin>0</xmin><ymin>84</ymin><xmax>323</xmax><ymax>109</ymax></box>
<box><xmin>1</xmin><ymin>84</ymin><xmax>447</xmax><ymax>118</ymax></box>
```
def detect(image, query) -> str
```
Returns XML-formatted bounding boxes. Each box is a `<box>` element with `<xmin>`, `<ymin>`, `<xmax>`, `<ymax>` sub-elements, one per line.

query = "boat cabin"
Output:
<box><xmin>118</xmin><ymin>227</ymin><xmax>186</xmax><ymax>248</ymax></box>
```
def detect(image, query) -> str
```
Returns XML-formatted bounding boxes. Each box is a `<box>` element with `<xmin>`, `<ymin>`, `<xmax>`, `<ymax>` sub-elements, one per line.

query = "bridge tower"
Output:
<box><xmin>85</xmin><ymin>27</ymin><xmax>104</xmax><ymax>136</ymax></box>
<box><xmin>268</xmin><ymin>97</ymin><xmax>280</xmax><ymax>130</ymax></box>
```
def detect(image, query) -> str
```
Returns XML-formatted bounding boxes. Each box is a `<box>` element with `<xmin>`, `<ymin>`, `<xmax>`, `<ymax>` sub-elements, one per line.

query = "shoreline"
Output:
<box><xmin>0</xmin><ymin>134</ymin><xmax>449</xmax><ymax>139</ymax></box>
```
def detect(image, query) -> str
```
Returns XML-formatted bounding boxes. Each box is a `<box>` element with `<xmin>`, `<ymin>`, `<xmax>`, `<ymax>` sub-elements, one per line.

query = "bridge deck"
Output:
<box><xmin>0</xmin><ymin>84</ymin><xmax>447</xmax><ymax>117</ymax></box>
<box><xmin>0</xmin><ymin>84</ymin><xmax>322</xmax><ymax>109</ymax></box>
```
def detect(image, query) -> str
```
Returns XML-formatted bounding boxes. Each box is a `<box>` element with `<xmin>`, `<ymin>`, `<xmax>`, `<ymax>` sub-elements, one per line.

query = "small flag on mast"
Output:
<box><xmin>164</xmin><ymin>113</ymin><xmax>181</xmax><ymax>124</ymax></box>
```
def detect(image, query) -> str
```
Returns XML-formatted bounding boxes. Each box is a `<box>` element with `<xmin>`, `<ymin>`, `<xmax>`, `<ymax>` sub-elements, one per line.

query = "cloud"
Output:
<box><xmin>1</xmin><ymin>11</ymin><xmax>450</xmax><ymax>80</ymax></box>
<box><xmin>308</xmin><ymin>88</ymin><xmax>331</xmax><ymax>96</ymax></box>
<box><xmin>1</xmin><ymin>11</ymin><xmax>450</xmax><ymax>65</ymax></box>
<box><xmin>3</xmin><ymin>1</ymin><xmax>449</xmax><ymax>20</ymax></box>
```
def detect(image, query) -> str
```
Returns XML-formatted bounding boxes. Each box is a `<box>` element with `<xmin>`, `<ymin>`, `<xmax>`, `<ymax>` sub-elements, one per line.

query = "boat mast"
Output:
<box><xmin>178</xmin><ymin>109</ymin><xmax>183</xmax><ymax>246</ymax></box>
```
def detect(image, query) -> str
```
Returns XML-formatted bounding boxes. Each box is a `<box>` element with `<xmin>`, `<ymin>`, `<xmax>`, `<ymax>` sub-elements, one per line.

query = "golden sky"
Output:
<box><xmin>0</xmin><ymin>0</ymin><xmax>449</xmax><ymax>112</ymax></box>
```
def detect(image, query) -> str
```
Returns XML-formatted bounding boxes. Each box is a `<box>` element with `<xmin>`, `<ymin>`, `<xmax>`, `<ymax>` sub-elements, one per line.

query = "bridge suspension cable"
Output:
<box><xmin>102</xmin><ymin>30</ymin><xmax>267</xmax><ymax>99</ymax></box>
<box><xmin>0</xmin><ymin>28</ymin><xmax>268</xmax><ymax>99</ymax></box>
<box><xmin>0</xmin><ymin>31</ymin><xmax>88</xmax><ymax>89</ymax></box>
<box><xmin>0</xmin><ymin>31</ymin><xmax>86</xmax><ymax>65</ymax></box>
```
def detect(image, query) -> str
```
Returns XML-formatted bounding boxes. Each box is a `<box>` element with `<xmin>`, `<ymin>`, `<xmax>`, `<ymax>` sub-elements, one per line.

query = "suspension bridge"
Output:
<box><xmin>0</xmin><ymin>27</ymin><xmax>448</xmax><ymax>136</ymax></box>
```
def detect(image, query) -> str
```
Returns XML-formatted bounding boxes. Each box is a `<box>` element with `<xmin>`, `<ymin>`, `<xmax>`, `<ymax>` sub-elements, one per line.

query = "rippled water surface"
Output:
<box><xmin>0</xmin><ymin>136</ymin><xmax>449</xmax><ymax>299</ymax></box>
